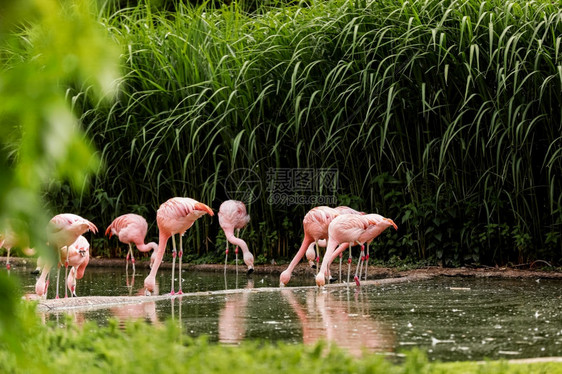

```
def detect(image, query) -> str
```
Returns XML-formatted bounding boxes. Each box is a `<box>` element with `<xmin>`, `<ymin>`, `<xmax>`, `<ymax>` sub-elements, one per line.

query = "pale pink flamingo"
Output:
<box><xmin>279</xmin><ymin>206</ymin><xmax>339</xmax><ymax>286</ymax></box>
<box><xmin>306</xmin><ymin>205</ymin><xmax>365</xmax><ymax>279</ymax></box>
<box><xmin>144</xmin><ymin>197</ymin><xmax>214</xmax><ymax>295</ymax></box>
<box><xmin>63</xmin><ymin>235</ymin><xmax>90</xmax><ymax>297</ymax></box>
<box><xmin>324</xmin><ymin>206</ymin><xmax>364</xmax><ymax>279</ymax></box>
<box><xmin>329</xmin><ymin>213</ymin><xmax>397</xmax><ymax>285</ymax></box>
<box><xmin>0</xmin><ymin>224</ymin><xmax>34</xmax><ymax>270</ymax></box>
<box><xmin>353</xmin><ymin>214</ymin><xmax>397</xmax><ymax>282</ymax></box>
<box><xmin>282</xmin><ymin>206</ymin><xmax>364</xmax><ymax>285</ymax></box>
<box><xmin>305</xmin><ymin>239</ymin><xmax>326</xmax><ymax>268</ymax></box>
<box><xmin>105</xmin><ymin>213</ymin><xmax>158</xmax><ymax>272</ymax></box>
<box><xmin>0</xmin><ymin>229</ymin><xmax>17</xmax><ymax>270</ymax></box>
<box><xmin>35</xmin><ymin>213</ymin><xmax>97</xmax><ymax>299</ymax></box>
<box><xmin>218</xmin><ymin>200</ymin><xmax>253</xmax><ymax>274</ymax></box>
<box><xmin>315</xmin><ymin>214</ymin><xmax>397</xmax><ymax>287</ymax></box>
<box><xmin>304</xmin><ymin>206</ymin><xmax>365</xmax><ymax>269</ymax></box>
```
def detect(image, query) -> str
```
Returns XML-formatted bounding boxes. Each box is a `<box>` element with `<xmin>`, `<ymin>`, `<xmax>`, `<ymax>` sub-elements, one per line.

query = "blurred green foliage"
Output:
<box><xmin>0</xmin><ymin>0</ymin><xmax>120</xmax><ymax>244</ymax></box>
<box><xmin>0</xmin><ymin>0</ymin><xmax>120</xmax><ymax>356</ymax></box>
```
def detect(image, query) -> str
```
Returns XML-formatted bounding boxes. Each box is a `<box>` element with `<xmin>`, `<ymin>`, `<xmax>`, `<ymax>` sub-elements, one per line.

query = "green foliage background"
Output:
<box><xmin>48</xmin><ymin>0</ymin><xmax>560</xmax><ymax>266</ymax></box>
<box><xmin>2</xmin><ymin>0</ymin><xmax>561</xmax><ymax>266</ymax></box>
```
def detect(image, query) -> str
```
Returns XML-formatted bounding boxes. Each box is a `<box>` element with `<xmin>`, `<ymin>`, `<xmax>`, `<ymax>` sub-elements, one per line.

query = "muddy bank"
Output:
<box><xmin>5</xmin><ymin>255</ymin><xmax>562</xmax><ymax>279</ymax></box>
<box><xmin>82</xmin><ymin>258</ymin><xmax>562</xmax><ymax>280</ymax></box>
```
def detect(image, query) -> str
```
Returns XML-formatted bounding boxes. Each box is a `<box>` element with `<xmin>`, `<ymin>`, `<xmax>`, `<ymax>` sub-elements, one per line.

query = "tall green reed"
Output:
<box><xmin>53</xmin><ymin>0</ymin><xmax>561</xmax><ymax>265</ymax></box>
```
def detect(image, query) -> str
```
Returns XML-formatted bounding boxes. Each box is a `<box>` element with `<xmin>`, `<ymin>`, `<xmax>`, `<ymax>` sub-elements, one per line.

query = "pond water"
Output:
<box><xmin>10</xmin><ymin>264</ymin><xmax>562</xmax><ymax>362</ymax></box>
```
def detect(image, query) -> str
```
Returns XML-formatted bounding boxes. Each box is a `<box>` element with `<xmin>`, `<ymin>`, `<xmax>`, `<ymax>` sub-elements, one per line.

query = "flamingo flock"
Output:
<box><xmin>1</xmin><ymin>197</ymin><xmax>397</xmax><ymax>299</ymax></box>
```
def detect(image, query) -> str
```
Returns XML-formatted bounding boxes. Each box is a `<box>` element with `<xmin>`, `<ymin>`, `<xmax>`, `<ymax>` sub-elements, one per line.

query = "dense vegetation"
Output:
<box><xmin>2</xmin><ymin>0</ymin><xmax>561</xmax><ymax>267</ymax></box>
<box><xmin>49</xmin><ymin>0</ymin><xmax>561</xmax><ymax>266</ymax></box>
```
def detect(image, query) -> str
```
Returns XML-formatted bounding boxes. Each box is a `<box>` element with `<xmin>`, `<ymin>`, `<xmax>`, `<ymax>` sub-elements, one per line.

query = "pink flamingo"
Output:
<box><xmin>281</xmin><ymin>206</ymin><xmax>364</xmax><ymax>286</ymax></box>
<box><xmin>144</xmin><ymin>197</ymin><xmax>214</xmax><ymax>295</ymax></box>
<box><xmin>63</xmin><ymin>235</ymin><xmax>90</xmax><ymax>297</ymax></box>
<box><xmin>315</xmin><ymin>214</ymin><xmax>397</xmax><ymax>287</ymax></box>
<box><xmin>305</xmin><ymin>239</ymin><xmax>325</xmax><ymax>268</ymax></box>
<box><xmin>35</xmin><ymin>213</ymin><xmax>97</xmax><ymax>299</ymax></box>
<box><xmin>218</xmin><ymin>200</ymin><xmax>253</xmax><ymax>274</ymax></box>
<box><xmin>0</xmin><ymin>229</ymin><xmax>17</xmax><ymax>270</ymax></box>
<box><xmin>353</xmin><ymin>214</ymin><xmax>397</xmax><ymax>282</ymax></box>
<box><xmin>279</xmin><ymin>206</ymin><xmax>339</xmax><ymax>286</ymax></box>
<box><xmin>333</xmin><ymin>213</ymin><xmax>398</xmax><ymax>285</ymax></box>
<box><xmin>307</xmin><ymin>206</ymin><xmax>365</xmax><ymax>275</ymax></box>
<box><xmin>105</xmin><ymin>213</ymin><xmax>158</xmax><ymax>272</ymax></box>
<box><xmin>0</xmin><ymin>224</ymin><xmax>34</xmax><ymax>270</ymax></box>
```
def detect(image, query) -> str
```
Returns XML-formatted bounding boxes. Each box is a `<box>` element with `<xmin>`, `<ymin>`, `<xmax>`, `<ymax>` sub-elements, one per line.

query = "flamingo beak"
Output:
<box><xmin>386</xmin><ymin>218</ymin><xmax>398</xmax><ymax>230</ymax></box>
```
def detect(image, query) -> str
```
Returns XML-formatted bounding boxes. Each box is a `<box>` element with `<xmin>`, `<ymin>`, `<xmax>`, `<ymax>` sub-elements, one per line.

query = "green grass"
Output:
<box><xmin>38</xmin><ymin>0</ymin><xmax>562</xmax><ymax>265</ymax></box>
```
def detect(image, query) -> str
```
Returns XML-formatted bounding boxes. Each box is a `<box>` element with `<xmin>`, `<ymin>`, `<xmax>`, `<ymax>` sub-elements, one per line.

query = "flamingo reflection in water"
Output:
<box><xmin>218</xmin><ymin>279</ymin><xmax>254</xmax><ymax>344</ymax></box>
<box><xmin>111</xmin><ymin>284</ymin><xmax>160</xmax><ymax>327</ymax></box>
<box><xmin>281</xmin><ymin>289</ymin><xmax>395</xmax><ymax>357</ymax></box>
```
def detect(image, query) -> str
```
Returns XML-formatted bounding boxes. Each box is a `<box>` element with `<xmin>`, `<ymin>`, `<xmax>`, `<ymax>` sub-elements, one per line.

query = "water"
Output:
<box><xmin>10</xmin><ymin>265</ymin><xmax>562</xmax><ymax>361</ymax></box>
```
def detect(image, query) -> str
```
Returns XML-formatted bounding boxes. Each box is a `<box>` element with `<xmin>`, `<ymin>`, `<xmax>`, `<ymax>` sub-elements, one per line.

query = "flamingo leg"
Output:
<box><xmin>6</xmin><ymin>248</ymin><xmax>10</xmax><ymax>270</ymax></box>
<box><xmin>224</xmin><ymin>240</ymin><xmax>229</xmax><ymax>275</ymax></box>
<box><xmin>354</xmin><ymin>244</ymin><xmax>364</xmax><ymax>287</ymax></box>
<box><xmin>364</xmin><ymin>243</ymin><xmax>370</xmax><ymax>281</ymax></box>
<box><xmin>64</xmin><ymin>247</ymin><xmax>70</xmax><ymax>298</ymax></box>
<box><xmin>126</xmin><ymin>245</ymin><xmax>133</xmax><ymax>294</ymax></box>
<box><xmin>44</xmin><ymin>271</ymin><xmax>51</xmax><ymax>300</ymax></box>
<box><xmin>68</xmin><ymin>269</ymin><xmax>74</xmax><ymax>298</ymax></box>
<box><xmin>315</xmin><ymin>241</ymin><xmax>320</xmax><ymax>275</ymax></box>
<box><xmin>126</xmin><ymin>248</ymin><xmax>130</xmax><ymax>275</ymax></box>
<box><xmin>70</xmin><ymin>268</ymin><xmax>78</xmax><ymax>297</ymax></box>
<box><xmin>235</xmin><ymin>229</ymin><xmax>240</xmax><ymax>276</ymax></box>
<box><xmin>339</xmin><ymin>253</ymin><xmax>342</xmax><ymax>282</ymax></box>
<box><xmin>170</xmin><ymin>234</ymin><xmax>177</xmax><ymax>295</ymax></box>
<box><xmin>358</xmin><ymin>252</ymin><xmax>364</xmax><ymax>280</ymax></box>
<box><xmin>55</xmin><ymin>262</ymin><xmax>61</xmax><ymax>299</ymax></box>
<box><xmin>130</xmin><ymin>243</ymin><xmax>136</xmax><ymax>272</ymax></box>
<box><xmin>128</xmin><ymin>266</ymin><xmax>135</xmax><ymax>296</ymax></box>
<box><xmin>347</xmin><ymin>243</ymin><xmax>352</xmax><ymax>284</ymax></box>
<box><xmin>178</xmin><ymin>234</ymin><xmax>183</xmax><ymax>295</ymax></box>
<box><xmin>235</xmin><ymin>246</ymin><xmax>239</xmax><ymax>278</ymax></box>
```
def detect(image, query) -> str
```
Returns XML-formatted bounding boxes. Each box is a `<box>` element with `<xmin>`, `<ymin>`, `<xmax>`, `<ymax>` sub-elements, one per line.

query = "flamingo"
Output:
<box><xmin>308</xmin><ymin>206</ymin><xmax>365</xmax><ymax>276</ymax></box>
<box><xmin>218</xmin><ymin>200</ymin><xmax>253</xmax><ymax>275</ymax></box>
<box><xmin>315</xmin><ymin>214</ymin><xmax>397</xmax><ymax>287</ymax></box>
<box><xmin>0</xmin><ymin>229</ymin><xmax>17</xmax><ymax>270</ymax></box>
<box><xmin>35</xmin><ymin>213</ymin><xmax>97</xmax><ymax>299</ymax></box>
<box><xmin>62</xmin><ymin>235</ymin><xmax>90</xmax><ymax>297</ymax></box>
<box><xmin>0</xmin><ymin>224</ymin><xmax>34</xmax><ymax>270</ymax></box>
<box><xmin>329</xmin><ymin>213</ymin><xmax>397</xmax><ymax>285</ymax></box>
<box><xmin>305</xmin><ymin>239</ymin><xmax>326</xmax><ymax>268</ymax></box>
<box><xmin>281</xmin><ymin>206</ymin><xmax>364</xmax><ymax>286</ymax></box>
<box><xmin>144</xmin><ymin>197</ymin><xmax>214</xmax><ymax>295</ymax></box>
<box><xmin>353</xmin><ymin>214</ymin><xmax>397</xmax><ymax>282</ymax></box>
<box><xmin>105</xmin><ymin>213</ymin><xmax>158</xmax><ymax>272</ymax></box>
<box><xmin>279</xmin><ymin>206</ymin><xmax>339</xmax><ymax>286</ymax></box>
